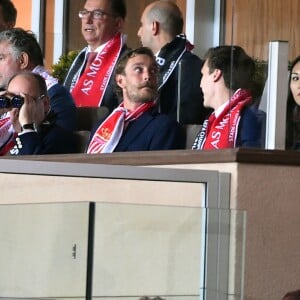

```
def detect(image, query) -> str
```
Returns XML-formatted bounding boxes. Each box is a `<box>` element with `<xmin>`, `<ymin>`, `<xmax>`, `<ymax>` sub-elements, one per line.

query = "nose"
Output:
<box><xmin>143</xmin><ymin>70</ymin><xmax>151</xmax><ymax>81</ymax></box>
<box><xmin>137</xmin><ymin>27</ymin><xmax>141</xmax><ymax>37</ymax></box>
<box><xmin>86</xmin><ymin>12</ymin><xmax>93</xmax><ymax>23</ymax></box>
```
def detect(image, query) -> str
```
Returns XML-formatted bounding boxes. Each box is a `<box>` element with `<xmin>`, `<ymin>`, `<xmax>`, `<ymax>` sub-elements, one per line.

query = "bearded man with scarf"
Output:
<box><xmin>138</xmin><ymin>1</ymin><xmax>209</xmax><ymax>125</ymax></box>
<box><xmin>87</xmin><ymin>47</ymin><xmax>184</xmax><ymax>154</ymax></box>
<box><xmin>192</xmin><ymin>45</ymin><xmax>263</xmax><ymax>150</ymax></box>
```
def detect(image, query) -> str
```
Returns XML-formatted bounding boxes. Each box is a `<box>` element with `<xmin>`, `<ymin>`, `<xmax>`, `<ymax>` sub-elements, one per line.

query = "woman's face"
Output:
<box><xmin>290</xmin><ymin>61</ymin><xmax>300</xmax><ymax>105</ymax></box>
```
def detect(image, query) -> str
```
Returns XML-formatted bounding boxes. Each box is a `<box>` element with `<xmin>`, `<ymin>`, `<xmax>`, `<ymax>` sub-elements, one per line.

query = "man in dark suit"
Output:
<box><xmin>6</xmin><ymin>72</ymin><xmax>76</xmax><ymax>155</ymax></box>
<box><xmin>138</xmin><ymin>1</ymin><xmax>209</xmax><ymax>124</ymax></box>
<box><xmin>0</xmin><ymin>28</ymin><xmax>76</xmax><ymax>132</ymax></box>
<box><xmin>87</xmin><ymin>47</ymin><xmax>184</xmax><ymax>154</ymax></box>
<box><xmin>64</xmin><ymin>0</ymin><xmax>129</xmax><ymax>112</ymax></box>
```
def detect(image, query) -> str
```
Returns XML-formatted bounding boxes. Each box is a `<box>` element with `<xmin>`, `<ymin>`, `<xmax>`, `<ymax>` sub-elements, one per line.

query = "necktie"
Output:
<box><xmin>85</xmin><ymin>52</ymin><xmax>97</xmax><ymax>71</ymax></box>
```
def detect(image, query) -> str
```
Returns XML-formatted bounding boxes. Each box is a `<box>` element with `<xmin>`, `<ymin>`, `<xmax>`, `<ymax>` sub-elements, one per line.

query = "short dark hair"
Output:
<box><xmin>114</xmin><ymin>47</ymin><xmax>158</xmax><ymax>100</ymax></box>
<box><xmin>0</xmin><ymin>0</ymin><xmax>17</xmax><ymax>26</ymax></box>
<box><xmin>0</xmin><ymin>28</ymin><xmax>44</xmax><ymax>67</ymax></box>
<box><xmin>282</xmin><ymin>289</ymin><xmax>300</xmax><ymax>300</ymax></box>
<box><xmin>110</xmin><ymin>0</ymin><xmax>127</xmax><ymax>19</ymax></box>
<box><xmin>8</xmin><ymin>71</ymin><xmax>47</xmax><ymax>97</ymax></box>
<box><xmin>147</xmin><ymin>1</ymin><xmax>183</xmax><ymax>37</ymax></box>
<box><xmin>204</xmin><ymin>45</ymin><xmax>255</xmax><ymax>91</ymax></box>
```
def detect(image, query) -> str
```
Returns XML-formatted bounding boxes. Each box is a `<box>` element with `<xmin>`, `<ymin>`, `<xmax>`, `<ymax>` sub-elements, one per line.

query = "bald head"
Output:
<box><xmin>146</xmin><ymin>1</ymin><xmax>183</xmax><ymax>37</ymax></box>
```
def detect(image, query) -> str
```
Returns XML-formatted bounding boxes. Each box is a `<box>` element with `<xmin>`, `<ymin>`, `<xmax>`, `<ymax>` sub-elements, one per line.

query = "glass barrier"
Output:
<box><xmin>226</xmin><ymin>0</ymin><xmax>298</xmax><ymax>150</ymax></box>
<box><xmin>0</xmin><ymin>202</ymin><xmax>246</xmax><ymax>300</ymax></box>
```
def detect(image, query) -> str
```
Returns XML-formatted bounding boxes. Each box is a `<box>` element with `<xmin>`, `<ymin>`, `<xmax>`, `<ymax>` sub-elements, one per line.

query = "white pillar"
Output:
<box><xmin>53</xmin><ymin>0</ymin><xmax>65</xmax><ymax>64</ymax></box>
<box><xmin>265</xmin><ymin>41</ymin><xmax>289</xmax><ymax>149</ymax></box>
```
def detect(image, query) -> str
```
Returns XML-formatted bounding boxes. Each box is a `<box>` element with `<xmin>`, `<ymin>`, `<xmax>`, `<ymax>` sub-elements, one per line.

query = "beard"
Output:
<box><xmin>127</xmin><ymin>83</ymin><xmax>158</xmax><ymax>104</ymax></box>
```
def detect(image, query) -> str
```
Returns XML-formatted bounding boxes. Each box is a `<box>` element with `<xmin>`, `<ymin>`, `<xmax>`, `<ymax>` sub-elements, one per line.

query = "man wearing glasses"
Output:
<box><xmin>64</xmin><ymin>0</ymin><xmax>129</xmax><ymax>112</ymax></box>
<box><xmin>5</xmin><ymin>72</ymin><xmax>76</xmax><ymax>155</ymax></box>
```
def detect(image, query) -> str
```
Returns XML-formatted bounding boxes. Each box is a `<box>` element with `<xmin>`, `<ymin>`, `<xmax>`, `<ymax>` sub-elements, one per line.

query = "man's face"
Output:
<box><xmin>7</xmin><ymin>74</ymin><xmax>47</xmax><ymax>125</ymax></box>
<box><xmin>137</xmin><ymin>5</ymin><xmax>153</xmax><ymax>49</ymax></box>
<box><xmin>0</xmin><ymin>41</ymin><xmax>21</xmax><ymax>89</ymax></box>
<box><xmin>200</xmin><ymin>60</ymin><xmax>216</xmax><ymax>109</ymax></box>
<box><xmin>81</xmin><ymin>0</ymin><xmax>122</xmax><ymax>50</ymax></box>
<box><xmin>117</xmin><ymin>54</ymin><xmax>159</xmax><ymax>104</ymax></box>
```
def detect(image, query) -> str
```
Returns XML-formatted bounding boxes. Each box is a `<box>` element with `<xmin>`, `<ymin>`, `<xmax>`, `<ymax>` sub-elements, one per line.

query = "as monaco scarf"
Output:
<box><xmin>192</xmin><ymin>89</ymin><xmax>252</xmax><ymax>150</ymax></box>
<box><xmin>156</xmin><ymin>34</ymin><xmax>192</xmax><ymax>90</ymax></box>
<box><xmin>87</xmin><ymin>101</ymin><xmax>155</xmax><ymax>154</ymax></box>
<box><xmin>0</xmin><ymin>117</ymin><xmax>16</xmax><ymax>155</ymax></box>
<box><xmin>71</xmin><ymin>32</ymin><xmax>123</xmax><ymax>107</ymax></box>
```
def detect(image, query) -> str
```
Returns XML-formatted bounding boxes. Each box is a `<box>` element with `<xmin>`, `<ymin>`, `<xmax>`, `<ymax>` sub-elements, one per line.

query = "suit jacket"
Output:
<box><xmin>90</xmin><ymin>107</ymin><xmax>185</xmax><ymax>152</ymax></box>
<box><xmin>236</xmin><ymin>106</ymin><xmax>265</xmax><ymax>148</ymax></box>
<box><xmin>64</xmin><ymin>45</ymin><xmax>129</xmax><ymax>112</ymax></box>
<box><xmin>48</xmin><ymin>83</ymin><xmax>76</xmax><ymax>131</ymax></box>
<box><xmin>10</xmin><ymin>112</ymin><xmax>76</xmax><ymax>155</ymax></box>
<box><xmin>158</xmin><ymin>51</ymin><xmax>210</xmax><ymax>125</ymax></box>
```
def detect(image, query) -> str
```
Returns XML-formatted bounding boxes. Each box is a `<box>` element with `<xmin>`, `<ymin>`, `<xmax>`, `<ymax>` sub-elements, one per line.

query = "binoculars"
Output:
<box><xmin>0</xmin><ymin>95</ymin><xmax>24</xmax><ymax>109</ymax></box>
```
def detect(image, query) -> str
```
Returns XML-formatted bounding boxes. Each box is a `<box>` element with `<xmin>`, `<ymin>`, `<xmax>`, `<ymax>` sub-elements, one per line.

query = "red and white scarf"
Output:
<box><xmin>192</xmin><ymin>89</ymin><xmax>252</xmax><ymax>150</ymax></box>
<box><xmin>87</xmin><ymin>101</ymin><xmax>155</xmax><ymax>154</ymax></box>
<box><xmin>71</xmin><ymin>32</ymin><xmax>124</xmax><ymax>107</ymax></box>
<box><xmin>0</xmin><ymin>117</ymin><xmax>16</xmax><ymax>155</ymax></box>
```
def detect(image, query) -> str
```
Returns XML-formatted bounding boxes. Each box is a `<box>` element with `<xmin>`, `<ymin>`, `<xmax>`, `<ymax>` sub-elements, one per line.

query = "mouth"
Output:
<box><xmin>84</xmin><ymin>28</ymin><xmax>95</xmax><ymax>32</ymax></box>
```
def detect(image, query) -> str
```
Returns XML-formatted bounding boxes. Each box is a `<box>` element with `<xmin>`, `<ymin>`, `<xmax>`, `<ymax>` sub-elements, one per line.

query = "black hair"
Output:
<box><xmin>0</xmin><ymin>0</ymin><xmax>17</xmax><ymax>25</ymax></box>
<box><xmin>110</xmin><ymin>0</ymin><xmax>126</xmax><ymax>19</ymax></box>
<box><xmin>204</xmin><ymin>45</ymin><xmax>255</xmax><ymax>91</ymax></box>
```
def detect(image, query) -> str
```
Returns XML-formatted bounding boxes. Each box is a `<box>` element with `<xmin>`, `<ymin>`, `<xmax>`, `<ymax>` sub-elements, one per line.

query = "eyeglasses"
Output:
<box><xmin>0</xmin><ymin>94</ymin><xmax>45</xmax><ymax>109</ymax></box>
<box><xmin>78</xmin><ymin>9</ymin><xmax>115</xmax><ymax>20</ymax></box>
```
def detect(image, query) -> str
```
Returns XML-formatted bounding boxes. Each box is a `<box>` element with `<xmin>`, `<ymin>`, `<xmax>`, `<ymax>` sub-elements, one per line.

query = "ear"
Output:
<box><xmin>18</xmin><ymin>52</ymin><xmax>30</xmax><ymax>70</ymax></box>
<box><xmin>115</xmin><ymin>17</ymin><xmax>125</xmax><ymax>31</ymax></box>
<box><xmin>213</xmin><ymin>69</ymin><xmax>222</xmax><ymax>82</ymax></box>
<box><xmin>152</xmin><ymin>20</ymin><xmax>159</xmax><ymax>35</ymax></box>
<box><xmin>43</xmin><ymin>96</ymin><xmax>51</xmax><ymax>115</ymax></box>
<box><xmin>116</xmin><ymin>74</ymin><xmax>126</xmax><ymax>89</ymax></box>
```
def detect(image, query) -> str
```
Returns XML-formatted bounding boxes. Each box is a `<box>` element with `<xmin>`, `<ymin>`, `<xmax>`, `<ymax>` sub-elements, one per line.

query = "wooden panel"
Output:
<box><xmin>225</xmin><ymin>0</ymin><xmax>300</xmax><ymax>60</ymax></box>
<box><xmin>44</xmin><ymin>0</ymin><xmax>55</xmax><ymax>70</ymax></box>
<box><xmin>1</xmin><ymin>148</ymin><xmax>300</xmax><ymax>166</ymax></box>
<box><xmin>12</xmin><ymin>0</ymin><xmax>31</xmax><ymax>30</ymax></box>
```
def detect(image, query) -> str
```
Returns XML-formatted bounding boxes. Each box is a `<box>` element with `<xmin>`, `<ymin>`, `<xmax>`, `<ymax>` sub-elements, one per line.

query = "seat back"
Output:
<box><xmin>182</xmin><ymin>124</ymin><xmax>201</xmax><ymax>149</ymax></box>
<box><xmin>76</xmin><ymin>106</ymin><xmax>110</xmax><ymax>131</ymax></box>
<box><xmin>73</xmin><ymin>130</ymin><xmax>91</xmax><ymax>153</ymax></box>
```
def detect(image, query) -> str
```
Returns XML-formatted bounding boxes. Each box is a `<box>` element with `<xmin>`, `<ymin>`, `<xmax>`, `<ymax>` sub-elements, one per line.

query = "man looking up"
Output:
<box><xmin>138</xmin><ymin>0</ymin><xmax>209</xmax><ymax>124</ymax></box>
<box><xmin>87</xmin><ymin>47</ymin><xmax>183</xmax><ymax>154</ymax></box>
<box><xmin>64</xmin><ymin>0</ymin><xmax>129</xmax><ymax>111</ymax></box>
<box><xmin>0</xmin><ymin>0</ymin><xmax>17</xmax><ymax>31</ymax></box>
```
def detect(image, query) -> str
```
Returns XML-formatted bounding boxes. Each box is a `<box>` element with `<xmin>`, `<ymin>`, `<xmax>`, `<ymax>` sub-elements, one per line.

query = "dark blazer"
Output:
<box><xmin>64</xmin><ymin>45</ymin><xmax>129</xmax><ymax>112</ymax></box>
<box><xmin>48</xmin><ymin>83</ymin><xmax>76</xmax><ymax>132</ymax></box>
<box><xmin>158</xmin><ymin>51</ymin><xmax>210</xmax><ymax>125</ymax></box>
<box><xmin>10</xmin><ymin>112</ymin><xmax>76</xmax><ymax>155</ymax></box>
<box><xmin>90</xmin><ymin>107</ymin><xmax>185</xmax><ymax>152</ymax></box>
<box><xmin>237</xmin><ymin>106</ymin><xmax>265</xmax><ymax>148</ymax></box>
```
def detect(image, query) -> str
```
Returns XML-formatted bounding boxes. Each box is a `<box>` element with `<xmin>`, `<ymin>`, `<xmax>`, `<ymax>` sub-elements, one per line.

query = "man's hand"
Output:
<box><xmin>10</xmin><ymin>108</ymin><xmax>21</xmax><ymax>133</ymax></box>
<box><xmin>18</xmin><ymin>93</ymin><xmax>36</xmax><ymax>126</ymax></box>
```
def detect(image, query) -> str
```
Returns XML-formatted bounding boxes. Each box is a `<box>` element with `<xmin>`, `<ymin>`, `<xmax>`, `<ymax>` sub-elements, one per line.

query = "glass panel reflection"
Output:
<box><xmin>0</xmin><ymin>202</ymin><xmax>246</xmax><ymax>300</ymax></box>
